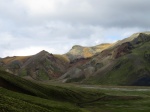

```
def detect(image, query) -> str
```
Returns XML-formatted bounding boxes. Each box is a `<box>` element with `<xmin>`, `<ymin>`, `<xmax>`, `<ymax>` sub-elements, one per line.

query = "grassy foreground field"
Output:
<box><xmin>1</xmin><ymin>70</ymin><xmax>150</xmax><ymax>112</ymax></box>
<box><xmin>77</xmin><ymin>85</ymin><xmax>150</xmax><ymax>112</ymax></box>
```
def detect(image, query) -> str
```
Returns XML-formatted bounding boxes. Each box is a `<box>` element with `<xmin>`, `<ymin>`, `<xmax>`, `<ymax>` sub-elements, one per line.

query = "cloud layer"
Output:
<box><xmin>0</xmin><ymin>0</ymin><xmax>150</xmax><ymax>57</ymax></box>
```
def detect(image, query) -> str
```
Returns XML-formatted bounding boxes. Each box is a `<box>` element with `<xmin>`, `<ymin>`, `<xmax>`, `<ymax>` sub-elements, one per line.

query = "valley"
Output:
<box><xmin>1</xmin><ymin>0</ymin><xmax>150</xmax><ymax>111</ymax></box>
<box><xmin>1</xmin><ymin>71</ymin><xmax>150</xmax><ymax>112</ymax></box>
<box><xmin>0</xmin><ymin>32</ymin><xmax>150</xmax><ymax>112</ymax></box>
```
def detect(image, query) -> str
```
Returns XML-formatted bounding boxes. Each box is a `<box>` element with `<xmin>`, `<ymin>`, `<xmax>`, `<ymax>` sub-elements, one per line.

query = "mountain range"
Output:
<box><xmin>0</xmin><ymin>32</ymin><xmax>150</xmax><ymax>86</ymax></box>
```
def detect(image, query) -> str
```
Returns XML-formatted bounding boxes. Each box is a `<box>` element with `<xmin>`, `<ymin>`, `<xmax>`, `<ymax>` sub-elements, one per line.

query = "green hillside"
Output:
<box><xmin>103</xmin><ymin>42</ymin><xmax>150</xmax><ymax>85</ymax></box>
<box><xmin>1</xmin><ymin>70</ymin><xmax>150</xmax><ymax>112</ymax></box>
<box><xmin>85</xmin><ymin>34</ymin><xmax>150</xmax><ymax>85</ymax></box>
<box><xmin>0</xmin><ymin>88</ymin><xmax>85</xmax><ymax>112</ymax></box>
<box><xmin>0</xmin><ymin>70</ymin><xmax>94</xmax><ymax>112</ymax></box>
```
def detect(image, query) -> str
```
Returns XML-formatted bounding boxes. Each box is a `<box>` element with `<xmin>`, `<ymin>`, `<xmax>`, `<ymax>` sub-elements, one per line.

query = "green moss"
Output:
<box><xmin>37</xmin><ymin>69</ymin><xmax>49</xmax><ymax>80</ymax></box>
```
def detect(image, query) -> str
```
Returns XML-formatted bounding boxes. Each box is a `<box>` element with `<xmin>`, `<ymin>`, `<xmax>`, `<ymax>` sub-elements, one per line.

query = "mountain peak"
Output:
<box><xmin>39</xmin><ymin>50</ymin><xmax>49</xmax><ymax>53</ymax></box>
<box><xmin>36</xmin><ymin>50</ymin><xmax>50</xmax><ymax>56</ymax></box>
<box><xmin>72</xmin><ymin>45</ymin><xmax>83</xmax><ymax>49</ymax></box>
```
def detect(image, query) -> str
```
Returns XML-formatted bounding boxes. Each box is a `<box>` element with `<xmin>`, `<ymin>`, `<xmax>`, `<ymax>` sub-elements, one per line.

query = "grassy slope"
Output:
<box><xmin>54</xmin><ymin>54</ymin><xmax>70</xmax><ymax>63</ymax></box>
<box><xmin>1</xmin><ymin>70</ymin><xmax>148</xmax><ymax>112</ymax></box>
<box><xmin>0</xmin><ymin>88</ymin><xmax>86</xmax><ymax>112</ymax></box>
<box><xmin>86</xmin><ymin>41</ymin><xmax>150</xmax><ymax>85</ymax></box>
<box><xmin>1</xmin><ymin>56</ymin><xmax>31</xmax><ymax>64</ymax></box>
<box><xmin>0</xmin><ymin>70</ymin><xmax>104</xmax><ymax>112</ymax></box>
<box><xmin>0</xmin><ymin>70</ymin><xmax>104</xmax><ymax>103</ymax></box>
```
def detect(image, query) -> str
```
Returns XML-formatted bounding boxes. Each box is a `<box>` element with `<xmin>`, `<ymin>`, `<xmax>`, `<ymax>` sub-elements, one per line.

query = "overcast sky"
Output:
<box><xmin>0</xmin><ymin>0</ymin><xmax>150</xmax><ymax>57</ymax></box>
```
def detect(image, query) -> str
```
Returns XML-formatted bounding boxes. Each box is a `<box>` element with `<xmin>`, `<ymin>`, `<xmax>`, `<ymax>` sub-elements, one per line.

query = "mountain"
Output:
<box><xmin>65</xmin><ymin>43</ymin><xmax>112</xmax><ymax>61</ymax></box>
<box><xmin>0</xmin><ymin>56</ymin><xmax>31</xmax><ymax>74</ymax></box>
<box><xmin>0</xmin><ymin>50</ymin><xmax>69</xmax><ymax>80</ymax></box>
<box><xmin>0</xmin><ymin>32</ymin><xmax>150</xmax><ymax>86</ymax></box>
<box><xmin>60</xmin><ymin>32</ymin><xmax>150</xmax><ymax>86</ymax></box>
<box><xmin>0</xmin><ymin>44</ymin><xmax>111</xmax><ymax>81</ymax></box>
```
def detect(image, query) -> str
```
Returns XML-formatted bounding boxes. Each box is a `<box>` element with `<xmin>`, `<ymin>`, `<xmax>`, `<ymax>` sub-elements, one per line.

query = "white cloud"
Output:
<box><xmin>0</xmin><ymin>32</ymin><xmax>13</xmax><ymax>40</ymax></box>
<box><xmin>17</xmin><ymin>0</ymin><xmax>57</xmax><ymax>16</ymax></box>
<box><xmin>14</xmin><ymin>0</ymin><xmax>93</xmax><ymax>19</ymax></box>
<box><xmin>2</xmin><ymin>46</ymin><xmax>56</xmax><ymax>57</ymax></box>
<box><xmin>0</xmin><ymin>21</ymin><xmax>149</xmax><ymax>58</ymax></box>
<box><xmin>0</xmin><ymin>0</ymin><xmax>150</xmax><ymax>57</ymax></box>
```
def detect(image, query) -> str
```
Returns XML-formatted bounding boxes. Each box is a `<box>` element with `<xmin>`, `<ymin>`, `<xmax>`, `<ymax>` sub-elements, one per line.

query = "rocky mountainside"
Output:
<box><xmin>0</xmin><ymin>32</ymin><xmax>150</xmax><ymax>86</ymax></box>
<box><xmin>60</xmin><ymin>32</ymin><xmax>150</xmax><ymax>85</ymax></box>
<box><xmin>0</xmin><ymin>50</ymin><xmax>69</xmax><ymax>80</ymax></box>
<box><xmin>0</xmin><ymin>43</ymin><xmax>111</xmax><ymax>81</ymax></box>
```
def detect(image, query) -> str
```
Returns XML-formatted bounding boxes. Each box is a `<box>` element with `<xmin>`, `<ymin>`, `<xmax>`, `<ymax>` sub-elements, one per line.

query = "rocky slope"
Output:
<box><xmin>0</xmin><ymin>43</ymin><xmax>111</xmax><ymax>81</ymax></box>
<box><xmin>0</xmin><ymin>50</ymin><xmax>69</xmax><ymax>80</ymax></box>
<box><xmin>0</xmin><ymin>32</ymin><xmax>150</xmax><ymax>86</ymax></box>
<box><xmin>60</xmin><ymin>32</ymin><xmax>150</xmax><ymax>86</ymax></box>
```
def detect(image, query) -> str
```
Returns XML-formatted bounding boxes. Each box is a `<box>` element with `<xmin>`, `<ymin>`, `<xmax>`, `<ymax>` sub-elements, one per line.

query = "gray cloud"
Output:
<box><xmin>0</xmin><ymin>0</ymin><xmax>150</xmax><ymax>57</ymax></box>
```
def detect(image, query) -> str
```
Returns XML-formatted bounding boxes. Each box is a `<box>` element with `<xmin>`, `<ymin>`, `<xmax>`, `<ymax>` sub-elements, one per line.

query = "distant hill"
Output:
<box><xmin>65</xmin><ymin>43</ymin><xmax>112</xmax><ymax>61</ymax></box>
<box><xmin>0</xmin><ymin>32</ymin><xmax>150</xmax><ymax>86</ymax></box>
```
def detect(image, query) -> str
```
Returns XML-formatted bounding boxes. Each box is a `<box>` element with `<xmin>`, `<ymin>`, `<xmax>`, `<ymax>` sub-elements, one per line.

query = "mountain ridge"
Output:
<box><xmin>0</xmin><ymin>32</ymin><xmax>150</xmax><ymax>86</ymax></box>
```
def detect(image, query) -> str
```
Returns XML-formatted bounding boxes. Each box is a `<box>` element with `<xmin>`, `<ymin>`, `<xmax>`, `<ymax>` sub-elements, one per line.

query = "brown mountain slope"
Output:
<box><xmin>0</xmin><ymin>56</ymin><xmax>31</xmax><ymax>75</ymax></box>
<box><xmin>20</xmin><ymin>50</ymin><xmax>69</xmax><ymax>80</ymax></box>
<box><xmin>0</xmin><ymin>43</ymin><xmax>112</xmax><ymax>81</ymax></box>
<box><xmin>0</xmin><ymin>50</ymin><xmax>69</xmax><ymax>80</ymax></box>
